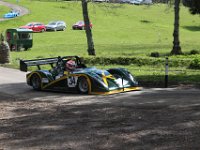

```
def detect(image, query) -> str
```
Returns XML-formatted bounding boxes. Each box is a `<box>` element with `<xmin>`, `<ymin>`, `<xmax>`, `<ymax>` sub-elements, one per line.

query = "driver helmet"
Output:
<box><xmin>65</xmin><ymin>60</ymin><xmax>76</xmax><ymax>71</ymax></box>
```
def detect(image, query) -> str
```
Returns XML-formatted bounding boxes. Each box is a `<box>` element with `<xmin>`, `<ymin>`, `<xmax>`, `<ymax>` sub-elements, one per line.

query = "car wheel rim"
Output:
<box><xmin>32</xmin><ymin>76</ymin><xmax>41</xmax><ymax>90</ymax></box>
<box><xmin>79</xmin><ymin>79</ymin><xmax>89</xmax><ymax>93</ymax></box>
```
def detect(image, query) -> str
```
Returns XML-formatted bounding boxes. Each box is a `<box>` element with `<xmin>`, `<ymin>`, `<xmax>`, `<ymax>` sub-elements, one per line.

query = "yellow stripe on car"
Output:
<box><xmin>91</xmin><ymin>86</ymin><xmax>141</xmax><ymax>95</ymax></box>
<box><xmin>101</xmin><ymin>72</ymin><xmax>115</xmax><ymax>86</ymax></box>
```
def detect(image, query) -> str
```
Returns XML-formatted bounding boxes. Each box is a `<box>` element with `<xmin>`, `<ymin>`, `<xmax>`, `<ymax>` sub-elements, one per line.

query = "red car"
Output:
<box><xmin>20</xmin><ymin>22</ymin><xmax>46</xmax><ymax>32</ymax></box>
<box><xmin>72</xmin><ymin>21</ymin><xmax>92</xmax><ymax>30</ymax></box>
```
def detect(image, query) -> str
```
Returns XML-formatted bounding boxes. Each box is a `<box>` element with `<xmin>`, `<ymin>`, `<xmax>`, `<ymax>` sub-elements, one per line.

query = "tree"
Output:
<box><xmin>81</xmin><ymin>0</ymin><xmax>96</xmax><ymax>56</ymax></box>
<box><xmin>171</xmin><ymin>0</ymin><xmax>182</xmax><ymax>55</ymax></box>
<box><xmin>0</xmin><ymin>33</ymin><xmax>10</xmax><ymax>63</ymax></box>
<box><xmin>182</xmin><ymin>0</ymin><xmax>200</xmax><ymax>15</ymax></box>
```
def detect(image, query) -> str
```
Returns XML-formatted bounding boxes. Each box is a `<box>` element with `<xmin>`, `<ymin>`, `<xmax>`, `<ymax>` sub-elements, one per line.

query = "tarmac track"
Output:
<box><xmin>0</xmin><ymin>67</ymin><xmax>200</xmax><ymax>149</ymax></box>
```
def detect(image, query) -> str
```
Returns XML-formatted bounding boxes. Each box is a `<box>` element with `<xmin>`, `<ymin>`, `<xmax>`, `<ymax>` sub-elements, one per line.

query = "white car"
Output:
<box><xmin>142</xmin><ymin>0</ymin><xmax>152</xmax><ymax>4</ymax></box>
<box><xmin>125</xmin><ymin>0</ymin><xmax>152</xmax><ymax>5</ymax></box>
<box><xmin>93</xmin><ymin>0</ymin><xmax>109</xmax><ymax>2</ymax></box>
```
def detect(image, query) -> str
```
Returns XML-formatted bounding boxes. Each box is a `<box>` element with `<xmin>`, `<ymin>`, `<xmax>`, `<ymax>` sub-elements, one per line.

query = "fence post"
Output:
<box><xmin>165</xmin><ymin>57</ymin><xmax>168</xmax><ymax>88</ymax></box>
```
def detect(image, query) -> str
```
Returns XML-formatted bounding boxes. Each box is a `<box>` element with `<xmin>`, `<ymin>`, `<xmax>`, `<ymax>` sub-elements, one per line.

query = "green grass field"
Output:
<box><xmin>0</xmin><ymin>0</ymin><xmax>200</xmax><ymax>86</ymax></box>
<box><xmin>1</xmin><ymin>0</ymin><xmax>199</xmax><ymax>57</ymax></box>
<box><xmin>0</xmin><ymin>5</ymin><xmax>10</xmax><ymax>17</ymax></box>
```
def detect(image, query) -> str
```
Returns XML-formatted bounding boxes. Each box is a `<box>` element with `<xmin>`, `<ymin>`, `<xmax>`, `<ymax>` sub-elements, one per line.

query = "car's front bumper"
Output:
<box><xmin>90</xmin><ymin>86</ymin><xmax>141</xmax><ymax>95</ymax></box>
<box><xmin>46</xmin><ymin>27</ymin><xmax>56</xmax><ymax>31</ymax></box>
<box><xmin>72</xmin><ymin>26</ymin><xmax>82</xmax><ymax>30</ymax></box>
<box><xmin>4</xmin><ymin>15</ymin><xmax>14</xmax><ymax>18</ymax></box>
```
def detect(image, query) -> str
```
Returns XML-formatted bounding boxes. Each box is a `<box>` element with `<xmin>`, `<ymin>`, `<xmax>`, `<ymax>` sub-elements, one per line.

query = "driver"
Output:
<box><xmin>65</xmin><ymin>60</ymin><xmax>77</xmax><ymax>72</ymax></box>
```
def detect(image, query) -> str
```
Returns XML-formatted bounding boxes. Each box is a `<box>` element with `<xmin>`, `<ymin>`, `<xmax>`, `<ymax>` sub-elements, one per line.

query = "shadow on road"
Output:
<box><xmin>0</xmin><ymin>84</ymin><xmax>200</xmax><ymax>149</ymax></box>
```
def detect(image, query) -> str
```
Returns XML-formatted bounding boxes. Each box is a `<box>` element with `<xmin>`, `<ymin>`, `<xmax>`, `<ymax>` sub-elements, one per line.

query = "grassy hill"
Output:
<box><xmin>0</xmin><ymin>0</ymin><xmax>200</xmax><ymax>86</ymax></box>
<box><xmin>1</xmin><ymin>0</ymin><xmax>199</xmax><ymax>58</ymax></box>
<box><xmin>0</xmin><ymin>5</ymin><xmax>10</xmax><ymax>17</ymax></box>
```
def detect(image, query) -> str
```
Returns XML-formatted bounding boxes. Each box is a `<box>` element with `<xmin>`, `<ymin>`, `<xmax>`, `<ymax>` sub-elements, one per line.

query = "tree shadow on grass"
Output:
<box><xmin>137</xmin><ymin>74</ymin><xmax>200</xmax><ymax>88</ymax></box>
<box><xmin>182</xmin><ymin>26</ymin><xmax>200</xmax><ymax>32</ymax></box>
<box><xmin>0</xmin><ymin>83</ymin><xmax>200</xmax><ymax>149</ymax></box>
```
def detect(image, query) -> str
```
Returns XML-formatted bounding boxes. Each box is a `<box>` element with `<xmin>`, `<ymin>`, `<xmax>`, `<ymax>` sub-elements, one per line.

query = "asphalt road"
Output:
<box><xmin>0</xmin><ymin>66</ymin><xmax>199</xmax><ymax>103</ymax></box>
<box><xmin>1</xmin><ymin>67</ymin><xmax>200</xmax><ymax>149</ymax></box>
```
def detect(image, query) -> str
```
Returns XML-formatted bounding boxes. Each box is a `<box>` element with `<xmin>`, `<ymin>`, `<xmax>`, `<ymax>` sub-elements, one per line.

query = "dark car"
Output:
<box><xmin>20</xmin><ymin>22</ymin><xmax>46</xmax><ymax>32</ymax></box>
<box><xmin>20</xmin><ymin>56</ymin><xmax>140</xmax><ymax>95</ymax></box>
<box><xmin>72</xmin><ymin>21</ymin><xmax>92</xmax><ymax>30</ymax></box>
<box><xmin>45</xmin><ymin>21</ymin><xmax>66</xmax><ymax>31</ymax></box>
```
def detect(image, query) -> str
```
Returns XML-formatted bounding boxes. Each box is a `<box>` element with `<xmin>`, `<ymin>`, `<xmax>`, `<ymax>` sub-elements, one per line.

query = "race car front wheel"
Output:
<box><xmin>31</xmin><ymin>74</ymin><xmax>41</xmax><ymax>90</ymax></box>
<box><xmin>78</xmin><ymin>77</ymin><xmax>89</xmax><ymax>94</ymax></box>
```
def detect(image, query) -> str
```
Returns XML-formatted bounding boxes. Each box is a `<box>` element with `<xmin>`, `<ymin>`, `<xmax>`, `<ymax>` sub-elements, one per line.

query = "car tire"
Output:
<box><xmin>16</xmin><ymin>45</ymin><xmax>21</xmax><ymax>51</ymax></box>
<box><xmin>41</xmin><ymin>29</ymin><xmax>45</xmax><ymax>32</ymax></box>
<box><xmin>31</xmin><ymin>74</ymin><xmax>41</xmax><ymax>90</ymax></box>
<box><xmin>10</xmin><ymin>45</ymin><xmax>15</xmax><ymax>51</ymax></box>
<box><xmin>77</xmin><ymin>77</ymin><xmax>89</xmax><ymax>94</ymax></box>
<box><xmin>81</xmin><ymin>26</ymin><xmax>84</xmax><ymax>30</ymax></box>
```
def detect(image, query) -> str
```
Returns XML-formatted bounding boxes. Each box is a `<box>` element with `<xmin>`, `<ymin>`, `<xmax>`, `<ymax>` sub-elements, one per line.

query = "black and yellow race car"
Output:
<box><xmin>20</xmin><ymin>56</ymin><xmax>140</xmax><ymax>95</ymax></box>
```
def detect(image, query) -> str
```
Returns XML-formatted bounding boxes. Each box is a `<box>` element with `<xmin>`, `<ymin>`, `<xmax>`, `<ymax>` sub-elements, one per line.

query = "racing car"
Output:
<box><xmin>20</xmin><ymin>56</ymin><xmax>140</xmax><ymax>95</ymax></box>
<box><xmin>4</xmin><ymin>10</ymin><xmax>20</xmax><ymax>18</ymax></box>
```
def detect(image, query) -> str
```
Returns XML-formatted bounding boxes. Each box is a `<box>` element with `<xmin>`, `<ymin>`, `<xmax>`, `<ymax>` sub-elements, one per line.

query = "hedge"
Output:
<box><xmin>83</xmin><ymin>56</ymin><xmax>192</xmax><ymax>67</ymax></box>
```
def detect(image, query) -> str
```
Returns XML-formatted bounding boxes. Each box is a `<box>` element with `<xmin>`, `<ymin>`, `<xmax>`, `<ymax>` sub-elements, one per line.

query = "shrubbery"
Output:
<box><xmin>150</xmin><ymin>52</ymin><xmax>160</xmax><ymax>58</ymax></box>
<box><xmin>190</xmin><ymin>49</ymin><xmax>199</xmax><ymax>55</ymax></box>
<box><xmin>189</xmin><ymin>58</ymin><xmax>200</xmax><ymax>69</ymax></box>
<box><xmin>84</xmin><ymin>56</ymin><xmax>192</xmax><ymax>67</ymax></box>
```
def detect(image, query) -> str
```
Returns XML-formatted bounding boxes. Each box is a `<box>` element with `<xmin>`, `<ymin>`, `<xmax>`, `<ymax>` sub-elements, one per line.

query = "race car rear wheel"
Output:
<box><xmin>31</xmin><ymin>74</ymin><xmax>41</xmax><ymax>90</ymax></box>
<box><xmin>78</xmin><ymin>77</ymin><xmax>89</xmax><ymax>94</ymax></box>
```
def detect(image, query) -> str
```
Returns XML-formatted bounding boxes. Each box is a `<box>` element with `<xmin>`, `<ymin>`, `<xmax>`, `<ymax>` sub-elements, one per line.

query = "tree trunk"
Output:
<box><xmin>171</xmin><ymin>0</ymin><xmax>182</xmax><ymax>55</ymax></box>
<box><xmin>81</xmin><ymin>0</ymin><xmax>96</xmax><ymax>56</ymax></box>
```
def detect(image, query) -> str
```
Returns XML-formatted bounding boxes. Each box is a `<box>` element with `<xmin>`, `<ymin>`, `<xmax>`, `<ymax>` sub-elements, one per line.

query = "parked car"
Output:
<box><xmin>120</xmin><ymin>0</ymin><xmax>130</xmax><ymax>3</ymax></box>
<box><xmin>93</xmin><ymin>0</ymin><xmax>109</xmax><ymax>2</ymax></box>
<box><xmin>129</xmin><ymin>0</ymin><xmax>143</xmax><ymax>4</ymax></box>
<box><xmin>20</xmin><ymin>56</ymin><xmax>140</xmax><ymax>94</ymax></box>
<box><xmin>20</xmin><ymin>22</ymin><xmax>46</xmax><ymax>32</ymax></box>
<box><xmin>72</xmin><ymin>21</ymin><xmax>92</xmax><ymax>30</ymax></box>
<box><xmin>4</xmin><ymin>10</ymin><xmax>20</xmax><ymax>18</ymax></box>
<box><xmin>45</xmin><ymin>21</ymin><xmax>66</xmax><ymax>31</ymax></box>
<box><xmin>120</xmin><ymin>0</ymin><xmax>152</xmax><ymax>4</ymax></box>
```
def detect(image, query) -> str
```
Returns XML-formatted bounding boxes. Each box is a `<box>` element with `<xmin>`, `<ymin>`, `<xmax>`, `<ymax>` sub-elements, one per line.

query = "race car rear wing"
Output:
<box><xmin>20</xmin><ymin>57</ymin><xmax>58</xmax><ymax>72</ymax></box>
<box><xmin>20</xmin><ymin>56</ymin><xmax>85</xmax><ymax>72</ymax></box>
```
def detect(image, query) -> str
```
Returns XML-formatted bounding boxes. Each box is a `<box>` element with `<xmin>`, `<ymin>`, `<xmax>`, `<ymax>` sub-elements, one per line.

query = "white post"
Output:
<box><xmin>165</xmin><ymin>57</ymin><xmax>168</xmax><ymax>88</ymax></box>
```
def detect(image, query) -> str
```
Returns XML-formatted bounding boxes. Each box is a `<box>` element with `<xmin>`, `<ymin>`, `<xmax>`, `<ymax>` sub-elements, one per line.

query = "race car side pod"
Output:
<box><xmin>19</xmin><ymin>57</ymin><xmax>59</xmax><ymax>72</ymax></box>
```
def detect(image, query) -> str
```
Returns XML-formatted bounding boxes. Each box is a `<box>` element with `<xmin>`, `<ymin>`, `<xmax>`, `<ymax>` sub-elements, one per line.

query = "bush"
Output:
<box><xmin>150</xmin><ymin>52</ymin><xmax>160</xmax><ymax>57</ymax></box>
<box><xmin>84</xmin><ymin>56</ymin><xmax>190</xmax><ymax>67</ymax></box>
<box><xmin>189</xmin><ymin>58</ymin><xmax>200</xmax><ymax>69</ymax></box>
<box><xmin>190</xmin><ymin>49</ymin><xmax>199</xmax><ymax>55</ymax></box>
